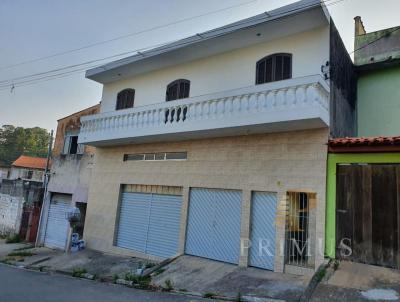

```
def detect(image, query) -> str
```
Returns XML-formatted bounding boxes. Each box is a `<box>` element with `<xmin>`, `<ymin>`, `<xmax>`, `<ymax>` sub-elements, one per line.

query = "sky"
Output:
<box><xmin>0</xmin><ymin>0</ymin><xmax>399</xmax><ymax>132</ymax></box>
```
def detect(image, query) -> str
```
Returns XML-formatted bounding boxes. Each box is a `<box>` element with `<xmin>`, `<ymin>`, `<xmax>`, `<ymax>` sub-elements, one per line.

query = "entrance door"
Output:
<box><xmin>185</xmin><ymin>188</ymin><xmax>242</xmax><ymax>264</ymax></box>
<box><xmin>249</xmin><ymin>192</ymin><xmax>277</xmax><ymax>270</ymax></box>
<box><xmin>336</xmin><ymin>164</ymin><xmax>400</xmax><ymax>269</ymax></box>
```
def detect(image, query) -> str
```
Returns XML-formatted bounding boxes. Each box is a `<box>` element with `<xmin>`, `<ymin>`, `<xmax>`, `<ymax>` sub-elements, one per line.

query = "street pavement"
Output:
<box><xmin>0</xmin><ymin>264</ymin><xmax>213</xmax><ymax>302</ymax></box>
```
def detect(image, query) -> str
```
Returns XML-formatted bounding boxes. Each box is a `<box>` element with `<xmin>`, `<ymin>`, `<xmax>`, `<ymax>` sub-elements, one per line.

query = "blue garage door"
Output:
<box><xmin>116</xmin><ymin>192</ymin><xmax>182</xmax><ymax>259</ymax></box>
<box><xmin>249</xmin><ymin>192</ymin><xmax>277</xmax><ymax>270</ymax></box>
<box><xmin>185</xmin><ymin>188</ymin><xmax>242</xmax><ymax>264</ymax></box>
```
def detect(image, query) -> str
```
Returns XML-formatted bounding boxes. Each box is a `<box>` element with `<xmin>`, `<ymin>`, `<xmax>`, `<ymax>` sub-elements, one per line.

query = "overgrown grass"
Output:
<box><xmin>145</xmin><ymin>262</ymin><xmax>156</xmax><ymax>269</ymax></box>
<box><xmin>152</xmin><ymin>268</ymin><xmax>165</xmax><ymax>276</ymax></box>
<box><xmin>315</xmin><ymin>267</ymin><xmax>327</xmax><ymax>282</ymax></box>
<box><xmin>72</xmin><ymin>268</ymin><xmax>87</xmax><ymax>278</ymax></box>
<box><xmin>124</xmin><ymin>273</ymin><xmax>152</xmax><ymax>289</ymax></box>
<box><xmin>7</xmin><ymin>251</ymin><xmax>35</xmax><ymax>257</ymax></box>
<box><xmin>5</xmin><ymin>234</ymin><xmax>21</xmax><ymax>244</ymax></box>
<box><xmin>13</xmin><ymin>245</ymin><xmax>34</xmax><ymax>251</ymax></box>
<box><xmin>163</xmin><ymin>279</ymin><xmax>173</xmax><ymax>292</ymax></box>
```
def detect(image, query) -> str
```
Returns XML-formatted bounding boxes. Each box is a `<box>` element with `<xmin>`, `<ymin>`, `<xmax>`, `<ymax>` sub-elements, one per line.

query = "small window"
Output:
<box><xmin>124</xmin><ymin>152</ymin><xmax>187</xmax><ymax>161</ymax></box>
<box><xmin>256</xmin><ymin>53</ymin><xmax>292</xmax><ymax>85</ymax></box>
<box><xmin>116</xmin><ymin>89</ymin><xmax>135</xmax><ymax>110</ymax></box>
<box><xmin>166</xmin><ymin>79</ymin><xmax>190</xmax><ymax>101</ymax></box>
<box><xmin>26</xmin><ymin>170</ymin><xmax>33</xmax><ymax>179</ymax></box>
<box><xmin>63</xmin><ymin>135</ymin><xmax>84</xmax><ymax>155</ymax></box>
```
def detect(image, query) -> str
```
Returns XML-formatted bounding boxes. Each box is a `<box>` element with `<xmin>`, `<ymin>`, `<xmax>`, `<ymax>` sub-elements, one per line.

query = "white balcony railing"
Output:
<box><xmin>79</xmin><ymin>75</ymin><xmax>329</xmax><ymax>146</ymax></box>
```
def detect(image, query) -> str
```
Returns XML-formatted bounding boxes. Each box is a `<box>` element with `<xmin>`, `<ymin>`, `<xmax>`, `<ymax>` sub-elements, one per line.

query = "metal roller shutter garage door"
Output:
<box><xmin>44</xmin><ymin>194</ymin><xmax>71</xmax><ymax>250</ymax></box>
<box><xmin>249</xmin><ymin>192</ymin><xmax>277</xmax><ymax>270</ymax></box>
<box><xmin>116</xmin><ymin>192</ymin><xmax>182</xmax><ymax>259</ymax></box>
<box><xmin>185</xmin><ymin>188</ymin><xmax>242</xmax><ymax>264</ymax></box>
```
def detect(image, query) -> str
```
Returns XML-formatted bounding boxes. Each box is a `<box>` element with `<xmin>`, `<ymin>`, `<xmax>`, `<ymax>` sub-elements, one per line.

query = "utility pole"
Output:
<box><xmin>35</xmin><ymin>130</ymin><xmax>53</xmax><ymax>247</ymax></box>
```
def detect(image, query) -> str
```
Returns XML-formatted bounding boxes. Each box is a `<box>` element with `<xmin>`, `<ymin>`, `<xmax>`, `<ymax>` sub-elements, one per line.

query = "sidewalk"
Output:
<box><xmin>1</xmin><ymin>240</ymin><xmax>315</xmax><ymax>302</ymax></box>
<box><xmin>310</xmin><ymin>261</ymin><xmax>400</xmax><ymax>301</ymax></box>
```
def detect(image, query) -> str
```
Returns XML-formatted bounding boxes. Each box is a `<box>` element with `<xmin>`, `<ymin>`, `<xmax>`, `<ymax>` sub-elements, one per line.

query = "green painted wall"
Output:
<box><xmin>325</xmin><ymin>153</ymin><xmax>400</xmax><ymax>258</ymax></box>
<box><xmin>357</xmin><ymin>66</ymin><xmax>400</xmax><ymax>137</ymax></box>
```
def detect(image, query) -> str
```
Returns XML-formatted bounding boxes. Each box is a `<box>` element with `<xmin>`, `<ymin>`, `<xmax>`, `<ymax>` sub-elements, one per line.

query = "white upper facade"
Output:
<box><xmin>80</xmin><ymin>0</ymin><xmax>331</xmax><ymax>146</ymax></box>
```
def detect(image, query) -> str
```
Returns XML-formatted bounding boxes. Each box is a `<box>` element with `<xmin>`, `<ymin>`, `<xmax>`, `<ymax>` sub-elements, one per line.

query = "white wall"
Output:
<box><xmin>101</xmin><ymin>26</ymin><xmax>329</xmax><ymax>113</ymax></box>
<box><xmin>0</xmin><ymin>193</ymin><xmax>24</xmax><ymax>235</ymax></box>
<box><xmin>9</xmin><ymin>167</ymin><xmax>44</xmax><ymax>182</ymax></box>
<box><xmin>47</xmin><ymin>154</ymin><xmax>95</xmax><ymax>204</ymax></box>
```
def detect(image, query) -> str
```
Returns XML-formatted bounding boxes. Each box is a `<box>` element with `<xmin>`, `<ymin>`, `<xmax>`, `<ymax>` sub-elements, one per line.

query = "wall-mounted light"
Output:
<box><xmin>321</xmin><ymin>61</ymin><xmax>330</xmax><ymax>80</ymax></box>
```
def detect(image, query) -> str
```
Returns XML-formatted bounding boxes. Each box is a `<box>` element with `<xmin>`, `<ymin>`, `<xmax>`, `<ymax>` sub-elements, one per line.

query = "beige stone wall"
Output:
<box><xmin>84</xmin><ymin>128</ymin><xmax>328</xmax><ymax>272</ymax></box>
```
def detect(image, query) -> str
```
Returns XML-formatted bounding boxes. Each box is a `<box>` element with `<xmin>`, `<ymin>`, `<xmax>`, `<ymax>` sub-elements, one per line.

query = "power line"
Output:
<box><xmin>0</xmin><ymin>0</ymin><xmax>258</xmax><ymax>71</ymax></box>
<box><xmin>0</xmin><ymin>0</ymin><xmax>345</xmax><ymax>90</ymax></box>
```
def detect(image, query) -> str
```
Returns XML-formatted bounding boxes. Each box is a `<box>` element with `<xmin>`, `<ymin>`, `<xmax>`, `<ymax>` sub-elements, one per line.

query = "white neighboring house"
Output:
<box><xmin>9</xmin><ymin>155</ymin><xmax>47</xmax><ymax>183</ymax></box>
<box><xmin>78</xmin><ymin>0</ymin><xmax>356</xmax><ymax>275</ymax></box>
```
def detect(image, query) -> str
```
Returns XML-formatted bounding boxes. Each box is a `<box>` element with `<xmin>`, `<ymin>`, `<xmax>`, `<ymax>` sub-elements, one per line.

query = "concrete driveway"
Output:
<box><xmin>152</xmin><ymin>255</ymin><xmax>312</xmax><ymax>301</ymax></box>
<box><xmin>311</xmin><ymin>261</ymin><xmax>400</xmax><ymax>301</ymax></box>
<box><xmin>0</xmin><ymin>264</ymin><xmax>215</xmax><ymax>302</ymax></box>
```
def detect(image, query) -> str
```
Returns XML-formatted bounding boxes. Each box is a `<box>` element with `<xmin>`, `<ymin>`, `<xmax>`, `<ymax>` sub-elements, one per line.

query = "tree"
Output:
<box><xmin>0</xmin><ymin>125</ymin><xmax>50</xmax><ymax>166</ymax></box>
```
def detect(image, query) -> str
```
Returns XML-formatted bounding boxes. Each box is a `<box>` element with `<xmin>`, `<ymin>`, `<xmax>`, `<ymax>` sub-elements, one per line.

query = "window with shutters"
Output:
<box><xmin>62</xmin><ymin>134</ymin><xmax>84</xmax><ymax>155</ymax></box>
<box><xmin>256</xmin><ymin>53</ymin><xmax>292</xmax><ymax>85</ymax></box>
<box><xmin>116</xmin><ymin>89</ymin><xmax>135</xmax><ymax>110</ymax></box>
<box><xmin>166</xmin><ymin>79</ymin><xmax>190</xmax><ymax>101</ymax></box>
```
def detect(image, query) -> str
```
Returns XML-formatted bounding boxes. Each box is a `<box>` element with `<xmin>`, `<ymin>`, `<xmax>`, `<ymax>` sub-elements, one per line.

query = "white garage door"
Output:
<box><xmin>116</xmin><ymin>192</ymin><xmax>182</xmax><ymax>259</ymax></box>
<box><xmin>185</xmin><ymin>188</ymin><xmax>242</xmax><ymax>264</ymax></box>
<box><xmin>44</xmin><ymin>194</ymin><xmax>71</xmax><ymax>250</ymax></box>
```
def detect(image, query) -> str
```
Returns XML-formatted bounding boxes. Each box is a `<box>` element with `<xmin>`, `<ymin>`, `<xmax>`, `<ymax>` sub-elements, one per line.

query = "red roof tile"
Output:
<box><xmin>12</xmin><ymin>155</ymin><xmax>49</xmax><ymax>170</ymax></box>
<box><xmin>329</xmin><ymin>136</ymin><xmax>400</xmax><ymax>147</ymax></box>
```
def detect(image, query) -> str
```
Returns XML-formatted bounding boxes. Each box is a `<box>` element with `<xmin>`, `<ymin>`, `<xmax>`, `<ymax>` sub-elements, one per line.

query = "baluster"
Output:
<box><xmin>225</xmin><ymin>97</ymin><xmax>232</xmax><ymax>115</ymax></box>
<box><xmin>203</xmin><ymin>101</ymin><xmax>209</xmax><ymax>119</ymax></box>
<box><xmin>249</xmin><ymin>93</ymin><xmax>257</xmax><ymax>112</ymax></box>
<box><xmin>233</xmin><ymin>95</ymin><xmax>241</xmax><ymax>114</ymax></box>
<box><xmin>286</xmin><ymin>87</ymin><xmax>296</xmax><ymax>107</ymax></box>
<box><xmin>217</xmin><ymin>98</ymin><xmax>225</xmax><ymax>118</ymax></box>
<box><xmin>276</xmin><ymin>89</ymin><xmax>285</xmax><ymax>108</ymax></box>
<box><xmin>187</xmin><ymin>104</ymin><xmax>194</xmax><ymax>121</ymax></box>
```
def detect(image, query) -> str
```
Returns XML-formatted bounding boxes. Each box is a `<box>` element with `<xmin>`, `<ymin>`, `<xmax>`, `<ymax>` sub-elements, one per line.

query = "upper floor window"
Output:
<box><xmin>116</xmin><ymin>89</ymin><xmax>135</xmax><ymax>110</ymax></box>
<box><xmin>256</xmin><ymin>53</ymin><xmax>292</xmax><ymax>85</ymax></box>
<box><xmin>63</xmin><ymin>133</ymin><xmax>84</xmax><ymax>155</ymax></box>
<box><xmin>166</xmin><ymin>79</ymin><xmax>190</xmax><ymax>101</ymax></box>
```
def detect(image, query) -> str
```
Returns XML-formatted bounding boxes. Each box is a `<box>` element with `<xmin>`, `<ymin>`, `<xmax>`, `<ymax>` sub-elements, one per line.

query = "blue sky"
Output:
<box><xmin>0</xmin><ymin>0</ymin><xmax>399</xmax><ymax>131</ymax></box>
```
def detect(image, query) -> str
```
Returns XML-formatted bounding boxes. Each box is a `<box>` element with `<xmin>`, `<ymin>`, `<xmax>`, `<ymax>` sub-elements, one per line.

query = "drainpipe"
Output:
<box><xmin>35</xmin><ymin>130</ymin><xmax>53</xmax><ymax>247</ymax></box>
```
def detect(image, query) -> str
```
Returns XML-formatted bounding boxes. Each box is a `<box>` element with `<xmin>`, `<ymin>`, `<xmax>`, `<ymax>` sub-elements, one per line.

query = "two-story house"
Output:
<box><xmin>325</xmin><ymin>17</ymin><xmax>400</xmax><ymax>269</ymax></box>
<box><xmin>79</xmin><ymin>0</ymin><xmax>355</xmax><ymax>274</ymax></box>
<box><xmin>37</xmin><ymin>104</ymin><xmax>99</xmax><ymax>250</ymax></box>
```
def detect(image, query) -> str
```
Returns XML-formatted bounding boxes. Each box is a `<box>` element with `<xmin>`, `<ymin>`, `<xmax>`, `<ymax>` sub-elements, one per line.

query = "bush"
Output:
<box><xmin>163</xmin><ymin>279</ymin><xmax>173</xmax><ymax>292</ymax></box>
<box><xmin>5</xmin><ymin>234</ymin><xmax>21</xmax><ymax>244</ymax></box>
<box><xmin>124</xmin><ymin>273</ymin><xmax>152</xmax><ymax>289</ymax></box>
<box><xmin>72</xmin><ymin>268</ymin><xmax>87</xmax><ymax>278</ymax></box>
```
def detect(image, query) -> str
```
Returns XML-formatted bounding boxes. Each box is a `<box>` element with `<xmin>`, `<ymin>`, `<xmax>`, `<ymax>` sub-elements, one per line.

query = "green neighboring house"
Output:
<box><xmin>325</xmin><ymin>17</ymin><xmax>400</xmax><ymax>269</ymax></box>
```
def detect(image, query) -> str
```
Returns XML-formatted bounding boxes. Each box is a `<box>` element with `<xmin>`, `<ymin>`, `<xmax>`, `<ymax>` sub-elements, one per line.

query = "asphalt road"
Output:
<box><xmin>0</xmin><ymin>264</ymin><xmax>210</xmax><ymax>302</ymax></box>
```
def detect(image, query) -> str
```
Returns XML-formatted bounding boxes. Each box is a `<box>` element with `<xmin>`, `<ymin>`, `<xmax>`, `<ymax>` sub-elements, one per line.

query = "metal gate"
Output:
<box><xmin>185</xmin><ymin>188</ymin><xmax>242</xmax><ymax>264</ymax></box>
<box><xmin>116</xmin><ymin>192</ymin><xmax>182</xmax><ymax>259</ymax></box>
<box><xmin>336</xmin><ymin>164</ymin><xmax>400</xmax><ymax>269</ymax></box>
<box><xmin>44</xmin><ymin>195</ymin><xmax>71</xmax><ymax>249</ymax></box>
<box><xmin>249</xmin><ymin>192</ymin><xmax>277</xmax><ymax>270</ymax></box>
